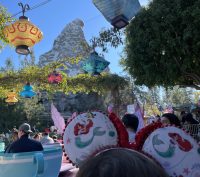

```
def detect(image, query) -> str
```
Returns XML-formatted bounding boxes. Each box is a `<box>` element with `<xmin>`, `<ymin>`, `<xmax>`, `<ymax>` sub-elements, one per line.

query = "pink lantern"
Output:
<box><xmin>48</xmin><ymin>71</ymin><xmax>62</xmax><ymax>84</ymax></box>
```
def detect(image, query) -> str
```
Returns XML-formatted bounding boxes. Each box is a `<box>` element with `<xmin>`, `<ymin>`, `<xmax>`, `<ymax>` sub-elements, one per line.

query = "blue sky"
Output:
<box><xmin>0</xmin><ymin>0</ymin><xmax>149</xmax><ymax>74</ymax></box>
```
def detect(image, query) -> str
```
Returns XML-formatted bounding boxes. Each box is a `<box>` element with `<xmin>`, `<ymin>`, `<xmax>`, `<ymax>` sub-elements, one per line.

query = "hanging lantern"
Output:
<box><xmin>48</xmin><ymin>71</ymin><xmax>62</xmax><ymax>84</ymax></box>
<box><xmin>5</xmin><ymin>91</ymin><xmax>18</xmax><ymax>105</ymax></box>
<box><xmin>81</xmin><ymin>51</ymin><xmax>110</xmax><ymax>75</ymax></box>
<box><xmin>20</xmin><ymin>83</ymin><xmax>36</xmax><ymax>98</ymax></box>
<box><xmin>3</xmin><ymin>3</ymin><xmax>43</xmax><ymax>55</ymax></box>
<box><xmin>93</xmin><ymin>0</ymin><xmax>141</xmax><ymax>29</ymax></box>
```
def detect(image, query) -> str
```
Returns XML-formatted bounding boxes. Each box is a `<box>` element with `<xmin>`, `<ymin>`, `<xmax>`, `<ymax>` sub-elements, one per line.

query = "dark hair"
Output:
<box><xmin>182</xmin><ymin>113</ymin><xmax>199</xmax><ymax>124</ymax></box>
<box><xmin>76</xmin><ymin>148</ymin><xmax>169</xmax><ymax>177</ymax></box>
<box><xmin>33</xmin><ymin>133</ymin><xmax>41</xmax><ymax>139</ymax></box>
<box><xmin>162</xmin><ymin>113</ymin><xmax>181</xmax><ymax>127</ymax></box>
<box><xmin>12</xmin><ymin>128</ymin><xmax>18</xmax><ymax>133</ymax></box>
<box><xmin>122</xmin><ymin>114</ymin><xmax>139</xmax><ymax>132</ymax></box>
<box><xmin>52</xmin><ymin>135</ymin><xmax>57</xmax><ymax>139</ymax></box>
<box><xmin>43</xmin><ymin>132</ymin><xmax>49</xmax><ymax>136</ymax></box>
<box><xmin>180</xmin><ymin>111</ymin><xmax>186</xmax><ymax>116</ymax></box>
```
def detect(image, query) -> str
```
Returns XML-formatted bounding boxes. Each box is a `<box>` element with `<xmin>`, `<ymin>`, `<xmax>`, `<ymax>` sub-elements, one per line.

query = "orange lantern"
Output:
<box><xmin>3</xmin><ymin>3</ymin><xmax>43</xmax><ymax>55</ymax></box>
<box><xmin>5</xmin><ymin>91</ymin><xmax>18</xmax><ymax>105</ymax></box>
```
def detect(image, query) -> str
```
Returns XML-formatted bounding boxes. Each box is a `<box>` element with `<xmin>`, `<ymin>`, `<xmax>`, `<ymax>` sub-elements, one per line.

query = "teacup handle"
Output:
<box><xmin>34</xmin><ymin>152</ymin><xmax>44</xmax><ymax>177</ymax></box>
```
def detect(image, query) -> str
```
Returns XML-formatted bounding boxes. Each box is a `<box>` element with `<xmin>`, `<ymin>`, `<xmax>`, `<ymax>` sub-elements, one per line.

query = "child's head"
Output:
<box><xmin>161</xmin><ymin>113</ymin><xmax>181</xmax><ymax>126</ymax></box>
<box><xmin>76</xmin><ymin>148</ymin><xmax>169</xmax><ymax>177</ymax></box>
<box><xmin>182</xmin><ymin>113</ymin><xmax>199</xmax><ymax>124</ymax></box>
<box><xmin>122</xmin><ymin>114</ymin><xmax>139</xmax><ymax>132</ymax></box>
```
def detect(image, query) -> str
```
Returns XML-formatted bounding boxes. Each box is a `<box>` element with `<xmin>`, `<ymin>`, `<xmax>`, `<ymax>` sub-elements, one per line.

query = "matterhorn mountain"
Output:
<box><xmin>38</xmin><ymin>19</ymin><xmax>106</xmax><ymax>118</ymax></box>
<box><xmin>39</xmin><ymin>19</ymin><xmax>90</xmax><ymax>76</ymax></box>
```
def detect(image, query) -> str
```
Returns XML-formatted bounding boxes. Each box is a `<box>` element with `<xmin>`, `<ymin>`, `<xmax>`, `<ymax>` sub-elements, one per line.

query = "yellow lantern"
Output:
<box><xmin>5</xmin><ymin>91</ymin><xmax>18</xmax><ymax>105</ymax></box>
<box><xmin>3</xmin><ymin>3</ymin><xmax>43</xmax><ymax>55</ymax></box>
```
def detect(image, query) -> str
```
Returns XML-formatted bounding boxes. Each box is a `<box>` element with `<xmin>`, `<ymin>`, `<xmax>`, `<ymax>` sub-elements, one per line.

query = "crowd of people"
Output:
<box><xmin>0</xmin><ymin>123</ymin><xmax>59</xmax><ymax>153</ymax></box>
<box><xmin>122</xmin><ymin>111</ymin><xmax>199</xmax><ymax>143</ymax></box>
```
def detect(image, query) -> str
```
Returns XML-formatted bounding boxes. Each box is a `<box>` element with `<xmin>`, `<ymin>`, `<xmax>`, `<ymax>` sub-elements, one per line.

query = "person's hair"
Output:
<box><xmin>182</xmin><ymin>113</ymin><xmax>199</xmax><ymax>124</ymax></box>
<box><xmin>12</xmin><ymin>131</ymin><xmax>18</xmax><ymax>136</ymax></box>
<box><xmin>122</xmin><ymin>114</ymin><xmax>139</xmax><ymax>132</ymax></box>
<box><xmin>12</xmin><ymin>128</ymin><xmax>18</xmax><ymax>133</ymax></box>
<box><xmin>43</xmin><ymin>132</ymin><xmax>49</xmax><ymax>136</ymax></box>
<box><xmin>33</xmin><ymin>133</ymin><xmax>41</xmax><ymax>139</ymax></box>
<box><xmin>180</xmin><ymin>111</ymin><xmax>186</xmax><ymax>116</ymax></box>
<box><xmin>156</xmin><ymin>114</ymin><xmax>160</xmax><ymax>118</ymax></box>
<box><xmin>162</xmin><ymin>113</ymin><xmax>181</xmax><ymax>127</ymax></box>
<box><xmin>76</xmin><ymin>148</ymin><xmax>169</xmax><ymax>177</ymax></box>
<box><xmin>11</xmin><ymin>131</ymin><xmax>18</xmax><ymax>141</ymax></box>
<box><xmin>52</xmin><ymin>135</ymin><xmax>57</xmax><ymax>139</ymax></box>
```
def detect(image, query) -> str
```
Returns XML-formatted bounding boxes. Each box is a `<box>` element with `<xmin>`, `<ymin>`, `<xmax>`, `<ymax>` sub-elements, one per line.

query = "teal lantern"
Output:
<box><xmin>20</xmin><ymin>83</ymin><xmax>36</xmax><ymax>98</ymax></box>
<box><xmin>93</xmin><ymin>0</ymin><xmax>141</xmax><ymax>29</ymax></box>
<box><xmin>81</xmin><ymin>51</ymin><xmax>110</xmax><ymax>75</ymax></box>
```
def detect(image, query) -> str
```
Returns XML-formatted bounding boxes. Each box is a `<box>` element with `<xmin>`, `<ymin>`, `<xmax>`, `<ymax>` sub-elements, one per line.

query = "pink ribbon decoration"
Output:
<box><xmin>107</xmin><ymin>104</ymin><xmax>114</xmax><ymax>114</ymax></box>
<box><xmin>51</xmin><ymin>103</ymin><xmax>65</xmax><ymax>134</ymax></box>
<box><xmin>134</xmin><ymin>102</ymin><xmax>144</xmax><ymax>132</ymax></box>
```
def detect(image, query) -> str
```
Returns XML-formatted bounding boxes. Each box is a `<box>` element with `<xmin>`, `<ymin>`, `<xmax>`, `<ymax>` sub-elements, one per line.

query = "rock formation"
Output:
<box><xmin>39</xmin><ymin>19</ymin><xmax>90</xmax><ymax>76</ymax></box>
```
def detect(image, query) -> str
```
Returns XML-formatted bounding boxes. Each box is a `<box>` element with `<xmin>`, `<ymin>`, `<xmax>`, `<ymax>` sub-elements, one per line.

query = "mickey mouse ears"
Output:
<box><xmin>63</xmin><ymin>110</ymin><xmax>200</xmax><ymax>176</ymax></box>
<box><xmin>136</xmin><ymin>123</ymin><xmax>200</xmax><ymax>177</ymax></box>
<box><xmin>63</xmin><ymin>111</ymin><xmax>129</xmax><ymax>166</ymax></box>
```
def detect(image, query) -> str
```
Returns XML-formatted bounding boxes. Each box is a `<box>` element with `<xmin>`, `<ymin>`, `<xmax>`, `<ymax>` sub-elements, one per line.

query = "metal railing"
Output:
<box><xmin>182</xmin><ymin>124</ymin><xmax>200</xmax><ymax>142</ymax></box>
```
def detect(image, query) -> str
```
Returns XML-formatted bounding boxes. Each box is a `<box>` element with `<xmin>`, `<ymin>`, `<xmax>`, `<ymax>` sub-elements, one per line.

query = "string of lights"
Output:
<box><xmin>11</xmin><ymin>0</ymin><xmax>53</xmax><ymax>17</ymax></box>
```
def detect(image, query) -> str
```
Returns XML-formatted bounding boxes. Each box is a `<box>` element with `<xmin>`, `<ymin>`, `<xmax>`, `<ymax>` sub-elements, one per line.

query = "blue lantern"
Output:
<box><xmin>81</xmin><ymin>51</ymin><xmax>110</xmax><ymax>75</ymax></box>
<box><xmin>93</xmin><ymin>0</ymin><xmax>141</xmax><ymax>29</ymax></box>
<box><xmin>20</xmin><ymin>83</ymin><xmax>36</xmax><ymax>98</ymax></box>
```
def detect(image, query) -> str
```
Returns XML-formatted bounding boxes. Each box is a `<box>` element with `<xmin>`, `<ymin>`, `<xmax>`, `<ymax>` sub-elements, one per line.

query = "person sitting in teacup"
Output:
<box><xmin>5</xmin><ymin>123</ymin><xmax>43</xmax><ymax>153</ymax></box>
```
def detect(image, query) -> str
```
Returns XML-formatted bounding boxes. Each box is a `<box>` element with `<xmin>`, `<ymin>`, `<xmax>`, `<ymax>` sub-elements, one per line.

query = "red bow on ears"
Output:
<box><xmin>108</xmin><ymin>112</ymin><xmax>130</xmax><ymax>148</ymax></box>
<box><xmin>44</xmin><ymin>128</ymin><xmax>50</xmax><ymax>133</ymax></box>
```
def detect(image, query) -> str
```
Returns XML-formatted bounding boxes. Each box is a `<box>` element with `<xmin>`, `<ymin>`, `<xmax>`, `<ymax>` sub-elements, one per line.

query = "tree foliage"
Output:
<box><xmin>22</xmin><ymin>97</ymin><xmax>46</xmax><ymax>127</ymax></box>
<box><xmin>0</xmin><ymin>57</ymin><xmax>128</xmax><ymax>99</ymax></box>
<box><xmin>90</xmin><ymin>27</ymin><xmax>124</xmax><ymax>53</ymax></box>
<box><xmin>162</xmin><ymin>86</ymin><xmax>194</xmax><ymax>107</ymax></box>
<box><xmin>0</xmin><ymin>4</ymin><xmax>12</xmax><ymax>50</ymax></box>
<box><xmin>0</xmin><ymin>97</ymin><xmax>48</xmax><ymax>132</ymax></box>
<box><xmin>130</xmin><ymin>84</ymin><xmax>196</xmax><ymax>116</ymax></box>
<box><xmin>0</xmin><ymin>98</ymin><xmax>26</xmax><ymax>132</ymax></box>
<box><xmin>124</xmin><ymin>0</ymin><xmax>200</xmax><ymax>89</ymax></box>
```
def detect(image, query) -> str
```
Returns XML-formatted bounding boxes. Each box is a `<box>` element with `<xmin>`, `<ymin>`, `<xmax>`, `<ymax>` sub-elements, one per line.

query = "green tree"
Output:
<box><xmin>21</xmin><ymin>97</ymin><xmax>47</xmax><ymax>131</ymax></box>
<box><xmin>124</xmin><ymin>0</ymin><xmax>200</xmax><ymax>89</ymax></box>
<box><xmin>90</xmin><ymin>28</ymin><xmax>124</xmax><ymax>53</ymax></box>
<box><xmin>5</xmin><ymin>57</ymin><xmax>14</xmax><ymax>71</ymax></box>
<box><xmin>19</xmin><ymin>49</ymin><xmax>36</xmax><ymax>68</ymax></box>
<box><xmin>0</xmin><ymin>99</ymin><xmax>26</xmax><ymax>132</ymax></box>
<box><xmin>163</xmin><ymin>86</ymin><xmax>194</xmax><ymax>107</ymax></box>
<box><xmin>135</xmin><ymin>86</ymin><xmax>161</xmax><ymax>116</ymax></box>
<box><xmin>0</xmin><ymin>97</ymin><xmax>49</xmax><ymax>133</ymax></box>
<box><xmin>0</xmin><ymin>5</ymin><xmax>12</xmax><ymax>50</ymax></box>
